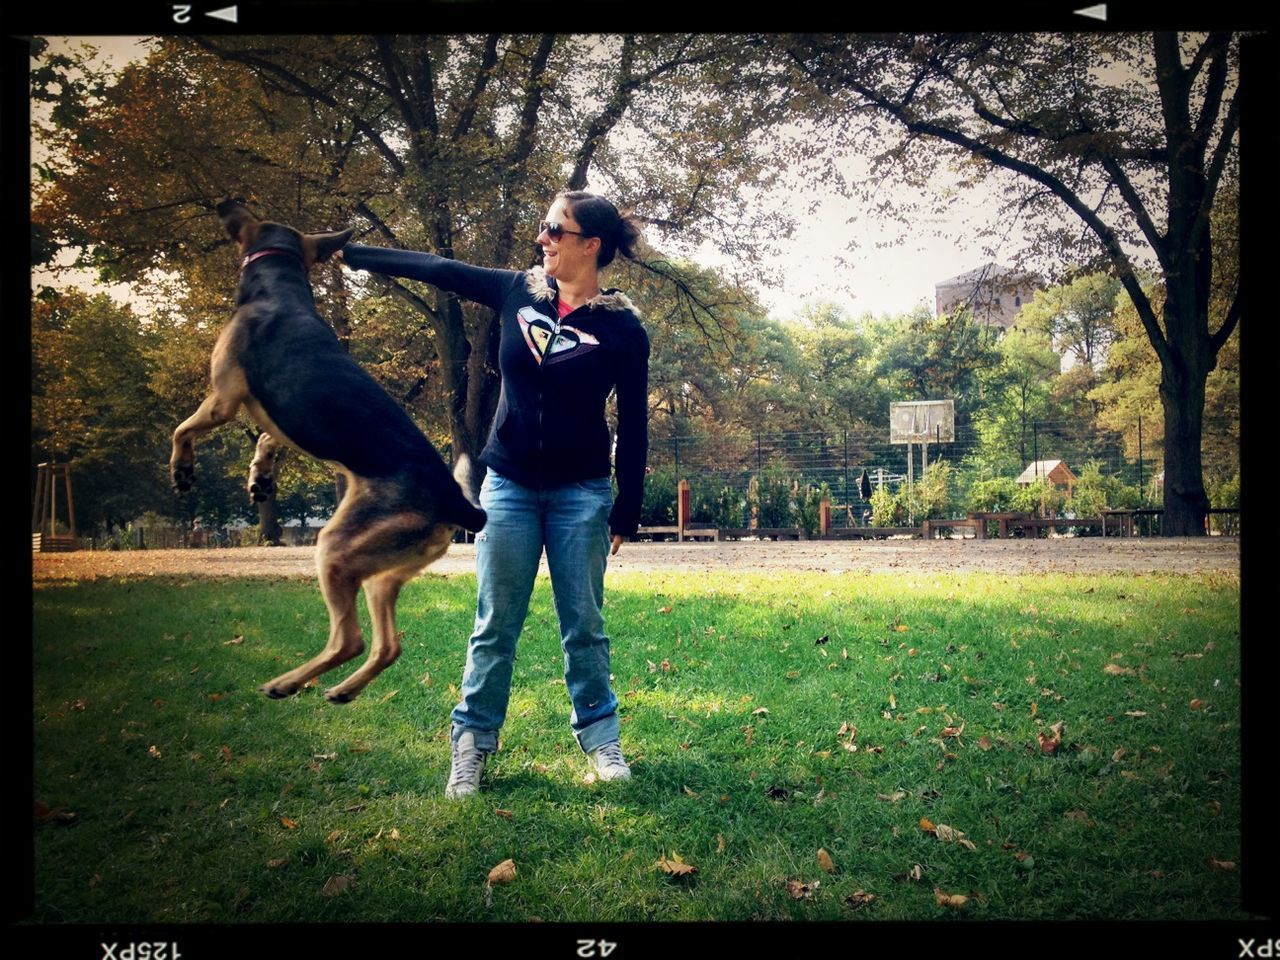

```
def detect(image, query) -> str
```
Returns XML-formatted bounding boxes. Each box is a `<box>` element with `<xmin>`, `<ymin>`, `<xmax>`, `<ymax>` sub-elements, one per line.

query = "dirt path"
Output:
<box><xmin>33</xmin><ymin>536</ymin><xmax>1239</xmax><ymax>581</ymax></box>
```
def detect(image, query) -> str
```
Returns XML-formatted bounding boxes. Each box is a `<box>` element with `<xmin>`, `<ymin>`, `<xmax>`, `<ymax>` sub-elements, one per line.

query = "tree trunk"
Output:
<box><xmin>257</xmin><ymin>497</ymin><xmax>284</xmax><ymax>545</ymax></box>
<box><xmin>1159</xmin><ymin>353</ymin><xmax>1211</xmax><ymax>536</ymax></box>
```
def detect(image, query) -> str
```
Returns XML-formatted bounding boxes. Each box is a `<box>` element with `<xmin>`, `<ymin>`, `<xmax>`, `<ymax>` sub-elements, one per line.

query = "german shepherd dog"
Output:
<box><xmin>170</xmin><ymin>200</ymin><xmax>486</xmax><ymax>703</ymax></box>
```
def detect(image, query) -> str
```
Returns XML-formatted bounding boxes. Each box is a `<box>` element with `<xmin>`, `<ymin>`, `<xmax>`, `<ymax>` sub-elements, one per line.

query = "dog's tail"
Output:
<box><xmin>449</xmin><ymin>453</ymin><xmax>487</xmax><ymax>533</ymax></box>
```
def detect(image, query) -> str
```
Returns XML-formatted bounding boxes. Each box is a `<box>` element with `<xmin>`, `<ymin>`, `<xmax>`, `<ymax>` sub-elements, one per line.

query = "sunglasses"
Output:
<box><xmin>538</xmin><ymin>220</ymin><xmax>588</xmax><ymax>240</ymax></box>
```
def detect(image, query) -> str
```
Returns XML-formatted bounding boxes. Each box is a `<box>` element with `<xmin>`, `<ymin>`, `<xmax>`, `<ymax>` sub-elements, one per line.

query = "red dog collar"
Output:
<box><xmin>241</xmin><ymin>247</ymin><xmax>305</xmax><ymax>270</ymax></box>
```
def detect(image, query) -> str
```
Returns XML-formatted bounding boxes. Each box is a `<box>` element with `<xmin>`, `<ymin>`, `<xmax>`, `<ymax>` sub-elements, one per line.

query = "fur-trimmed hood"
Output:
<box><xmin>525</xmin><ymin>267</ymin><xmax>640</xmax><ymax>317</ymax></box>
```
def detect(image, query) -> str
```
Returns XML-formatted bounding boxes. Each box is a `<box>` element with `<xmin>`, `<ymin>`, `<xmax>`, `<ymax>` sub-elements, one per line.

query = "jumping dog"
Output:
<box><xmin>170</xmin><ymin>200</ymin><xmax>486</xmax><ymax>703</ymax></box>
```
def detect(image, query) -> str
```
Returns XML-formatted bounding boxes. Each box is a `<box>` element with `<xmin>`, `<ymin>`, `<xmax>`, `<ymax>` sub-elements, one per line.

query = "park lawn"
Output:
<box><xmin>31</xmin><ymin>568</ymin><xmax>1244</xmax><ymax>922</ymax></box>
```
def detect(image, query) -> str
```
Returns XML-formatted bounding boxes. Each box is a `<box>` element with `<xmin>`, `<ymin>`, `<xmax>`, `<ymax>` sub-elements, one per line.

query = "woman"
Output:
<box><xmin>341</xmin><ymin>192</ymin><xmax>649</xmax><ymax>798</ymax></box>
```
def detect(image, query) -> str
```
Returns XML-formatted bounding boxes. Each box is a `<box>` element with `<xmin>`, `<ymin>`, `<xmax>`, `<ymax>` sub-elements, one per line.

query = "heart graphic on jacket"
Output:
<box><xmin>518</xmin><ymin>306</ymin><xmax>600</xmax><ymax>366</ymax></box>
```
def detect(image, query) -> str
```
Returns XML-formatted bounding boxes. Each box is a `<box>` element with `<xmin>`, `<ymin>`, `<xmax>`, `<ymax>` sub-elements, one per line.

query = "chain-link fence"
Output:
<box><xmin>645</xmin><ymin>416</ymin><xmax>1239</xmax><ymax>529</ymax></box>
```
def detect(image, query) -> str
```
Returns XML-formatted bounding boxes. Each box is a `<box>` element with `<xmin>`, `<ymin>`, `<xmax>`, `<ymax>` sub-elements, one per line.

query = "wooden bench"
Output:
<box><xmin>1009</xmin><ymin>516</ymin><xmax>1104</xmax><ymax>537</ymax></box>
<box><xmin>634</xmin><ymin>524</ymin><xmax>719</xmax><ymax>542</ymax></box>
<box><xmin>921</xmin><ymin>518</ymin><xmax>983</xmax><ymax>539</ymax></box>
<box><xmin>823</xmin><ymin>526</ymin><xmax>922</xmax><ymax>540</ymax></box>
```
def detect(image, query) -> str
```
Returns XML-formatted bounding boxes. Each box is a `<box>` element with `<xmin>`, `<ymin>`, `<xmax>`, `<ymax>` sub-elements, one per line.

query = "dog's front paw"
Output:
<box><xmin>171</xmin><ymin>462</ymin><xmax>195</xmax><ymax>493</ymax></box>
<box><xmin>248</xmin><ymin>474</ymin><xmax>275</xmax><ymax>502</ymax></box>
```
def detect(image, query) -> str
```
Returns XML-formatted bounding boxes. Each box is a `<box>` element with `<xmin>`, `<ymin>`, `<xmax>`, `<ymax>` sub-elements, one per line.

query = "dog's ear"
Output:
<box><xmin>303</xmin><ymin>228</ymin><xmax>356</xmax><ymax>266</ymax></box>
<box><xmin>217</xmin><ymin>200</ymin><xmax>261</xmax><ymax>251</ymax></box>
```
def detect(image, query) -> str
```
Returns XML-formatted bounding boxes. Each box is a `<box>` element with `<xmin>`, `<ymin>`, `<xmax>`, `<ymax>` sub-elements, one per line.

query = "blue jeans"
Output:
<box><xmin>450</xmin><ymin>470</ymin><xmax>619</xmax><ymax>754</ymax></box>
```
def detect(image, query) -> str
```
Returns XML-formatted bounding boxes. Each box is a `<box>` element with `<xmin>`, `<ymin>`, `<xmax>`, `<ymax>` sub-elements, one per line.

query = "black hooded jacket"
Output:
<box><xmin>343</xmin><ymin>244</ymin><xmax>650</xmax><ymax>537</ymax></box>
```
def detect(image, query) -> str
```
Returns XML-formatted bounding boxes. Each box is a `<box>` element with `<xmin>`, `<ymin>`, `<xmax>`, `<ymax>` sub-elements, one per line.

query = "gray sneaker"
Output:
<box><xmin>588</xmin><ymin>740</ymin><xmax>631</xmax><ymax>781</ymax></box>
<box><xmin>445</xmin><ymin>731</ymin><xmax>488</xmax><ymax>799</ymax></box>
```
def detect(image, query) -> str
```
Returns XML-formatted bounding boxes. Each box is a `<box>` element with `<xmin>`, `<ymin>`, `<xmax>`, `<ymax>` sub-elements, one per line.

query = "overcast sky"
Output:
<box><xmin>36</xmin><ymin>35</ymin><xmax>1029</xmax><ymax>321</ymax></box>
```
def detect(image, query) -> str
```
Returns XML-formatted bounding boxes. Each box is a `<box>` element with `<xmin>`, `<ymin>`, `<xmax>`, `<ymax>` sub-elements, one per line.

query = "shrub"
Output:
<box><xmin>751</xmin><ymin>464</ymin><xmax>795</xmax><ymax>528</ymax></box>
<box><xmin>901</xmin><ymin>460</ymin><xmax>955</xmax><ymax>521</ymax></box>
<box><xmin>1012</xmin><ymin>478</ymin><xmax>1067</xmax><ymax>518</ymax></box>
<box><xmin>870</xmin><ymin>484</ymin><xmax>902</xmax><ymax>526</ymax></box>
<box><xmin>1067</xmin><ymin>461</ymin><xmax>1142</xmax><ymax>519</ymax></box>
<box><xmin>1207</xmin><ymin>474</ymin><xmax>1239</xmax><ymax>534</ymax></box>
<box><xmin>708</xmin><ymin>485</ymin><xmax>747</xmax><ymax>529</ymax></box>
<box><xmin>641</xmin><ymin>468</ymin><xmax>677</xmax><ymax>526</ymax></box>
<box><xmin>966</xmin><ymin>476</ymin><xmax>1022</xmax><ymax>513</ymax></box>
<box><xmin>795</xmin><ymin>482</ymin><xmax>831</xmax><ymax>538</ymax></box>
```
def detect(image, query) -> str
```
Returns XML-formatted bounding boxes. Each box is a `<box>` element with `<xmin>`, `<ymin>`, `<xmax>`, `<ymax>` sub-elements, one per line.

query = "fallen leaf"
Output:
<box><xmin>1208</xmin><ymin>857</ymin><xmax>1236</xmax><ymax>872</ymax></box>
<box><xmin>148</xmin><ymin>745</ymin><xmax>162</xmax><ymax>759</ymax></box>
<box><xmin>266</xmin><ymin>858</ymin><xmax>288</xmax><ymax>869</ymax></box>
<box><xmin>487</xmin><ymin>859</ymin><xmax>517</xmax><ymax>885</ymax></box>
<box><xmin>326</xmin><ymin>829</ymin><xmax>343</xmax><ymax>843</ymax></box>
<box><xmin>940</xmin><ymin>724</ymin><xmax>964</xmax><ymax>739</ymax></box>
<box><xmin>72</xmin><ymin>699</ymin><xmax>87</xmax><ymax>711</ymax></box>
<box><xmin>208</xmin><ymin>693</ymin><xmax>223</xmax><ymax>702</ymax></box>
<box><xmin>877</xmin><ymin>791</ymin><xmax>907</xmax><ymax>803</ymax></box>
<box><xmin>378</xmin><ymin>690</ymin><xmax>399</xmax><ymax>704</ymax></box>
<box><xmin>221</xmin><ymin>745</ymin><xmax>233</xmax><ymax>762</ymax></box>
<box><xmin>660</xmin><ymin>659</ymin><xmax>672</xmax><ymax>673</ymax></box>
<box><xmin>388</xmin><ymin>828</ymin><xmax>402</xmax><ymax>841</ymax></box>
<box><xmin>844</xmin><ymin>891</ymin><xmax>876</xmax><ymax>907</ymax></box>
<box><xmin>494</xmin><ymin>809</ymin><xmax>514</xmax><ymax>819</ymax></box>
<box><xmin>682</xmin><ymin>785</ymin><xmax>699</xmax><ymax>798</ymax></box>
<box><xmin>1104</xmin><ymin>664</ymin><xmax>1137</xmax><ymax>677</ymax></box>
<box><xmin>658</xmin><ymin>605</ymin><xmax>673</xmax><ymax>614</ymax></box>
<box><xmin>742</xmin><ymin>726</ymin><xmax>754</xmax><ymax>746</ymax></box>
<box><xmin>842</xmin><ymin>648</ymin><xmax>849</xmax><ymax>660</ymax></box>
<box><xmin>992</xmin><ymin>702</ymin><xmax>1005</xmax><ymax>712</ymax></box>
<box><xmin>280</xmin><ymin>817</ymin><xmax>298</xmax><ymax>830</ymax></box>
<box><xmin>752</xmin><ymin>707</ymin><xmax>770</xmax><ymax>715</ymax></box>
<box><xmin>321</xmin><ymin>875</ymin><xmax>354</xmax><ymax>896</ymax></box>
<box><xmin>1063</xmin><ymin>810</ymin><xmax>1093</xmax><ymax>825</ymax></box>
<box><xmin>225</xmin><ymin>635</ymin><xmax>245</xmax><ymax>646</ymax></box>
<box><xmin>934</xmin><ymin>824</ymin><xmax>978</xmax><ymax>851</ymax></box>
<box><xmin>817</xmin><ymin>849</ymin><xmax>836</xmax><ymax>873</ymax></box>
<box><xmin>1124</xmin><ymin>710</ymin><xmax>1147</xmax><ymax>717</ymax></box>
<box><xmin>978</xmin><ymin>736</ymin><xmax>993</xmax><ymax>751</ymax></box>
<box><xmin>1037</xmin><ymin>731</ymin><xmax>1062</xmax><ymax>756</ymax></box>
<box><xmin>654</xmin><ymin>853</ymin><xmax>697</xmax><ymax>877</ymax></box>
<box><xmin>89</xmin><ymin>874</ymin><xmax>102</xmax><ymax>887</ymax></box>
<box><xmin>786</xmin><ymin>878</ymin><xmax>819</xmax><ymax>899</ymax></box>
<box><xmin>895</xmin><ymin>624</ymin><xmax>910</xmax><ymax>632</ymax></box>
<box><xmin>716</xmin><ymin>834</ymin><xmax>725</xmax><ymax>854</ymax></box>
<box><xmin>934</xmin><ymin>887</ymin><xmax>968</xmax><ymax>908</ymax></box>
<box><xmin>33</xmin><ymin>802</ymin><xmax>76</xmax><ymax>824</ymax></box>
<box><xmin>1189</xmin><ymin>699</ymin><xmax>1205</xmax><ymax>710</ymax></box>
<box><xmin>919</xmin><ymin>818</ymin><xmax>937</xmax><ymax>833</ymax></box>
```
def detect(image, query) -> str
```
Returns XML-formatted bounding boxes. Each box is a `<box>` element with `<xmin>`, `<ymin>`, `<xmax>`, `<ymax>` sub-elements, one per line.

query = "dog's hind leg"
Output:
<box><xmin>259</xmin><ymin>513</ymin><xmax>368</xmax><ymax>698</ymax></box>
<box><xmin>248</xmin><ymin>432</ymin><xmax>287</xmax><ymax>503</ymax></box>
<box><xmin>170</xmin><ymin>391</ymin><xmax>243</xmax><ymax>491</ymax></box>
<box><xmin>322</xmin><ymin>566</ymin><xmax>414</xmax><ymax>704</ymax></box>
<box><xmin>322</xmin><ymin>521</ymin><xmax>457</xmax><ymax>704</ymax></box>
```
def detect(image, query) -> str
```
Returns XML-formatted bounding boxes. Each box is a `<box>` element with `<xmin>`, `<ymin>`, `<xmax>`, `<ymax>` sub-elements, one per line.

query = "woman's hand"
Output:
<box><xmin>610</xmin><ymin>534</ymin><xmax>624</xmax><ymax>556</ymax></box>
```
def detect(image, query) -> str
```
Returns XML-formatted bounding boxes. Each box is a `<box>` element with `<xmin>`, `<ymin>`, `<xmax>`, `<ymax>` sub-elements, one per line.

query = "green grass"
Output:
<box><xmin>31</xmin><ymin>568</ymin><xmax>1244</xmax><ymax>921</ymax></box>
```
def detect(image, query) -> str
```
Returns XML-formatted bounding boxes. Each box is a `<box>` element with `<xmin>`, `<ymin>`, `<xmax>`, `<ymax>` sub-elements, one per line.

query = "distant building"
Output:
<box><xmin>1016</xmin><ymin>460</ymin><xmax>1077</xmax><ymax>496</ymax></box>
<box><xmin>935</xmin><ymin>263</ymin><xmax>1044</xmax><ymax>330</ymax></box>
